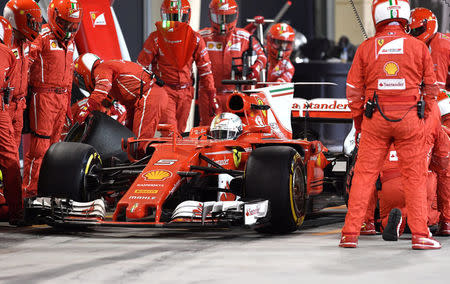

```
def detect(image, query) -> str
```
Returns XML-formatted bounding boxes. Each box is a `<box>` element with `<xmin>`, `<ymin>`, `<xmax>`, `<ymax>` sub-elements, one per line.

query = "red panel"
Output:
<box><xmin>75</xmin><ymin>0</ymin><xmax>122</xmax><ymax>60</ymax></box>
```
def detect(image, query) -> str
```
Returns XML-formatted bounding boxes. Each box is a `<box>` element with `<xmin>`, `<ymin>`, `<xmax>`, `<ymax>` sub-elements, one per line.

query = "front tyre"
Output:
<box><xmin>245</xmin><ymin>146</ymin><xmax>307</xmax><ymax>233</ymax></box>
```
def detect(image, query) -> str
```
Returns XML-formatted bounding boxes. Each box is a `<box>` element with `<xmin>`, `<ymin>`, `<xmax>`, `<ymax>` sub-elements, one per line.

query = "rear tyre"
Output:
<box><xmin>245</xmin><ymin>146</ymin><xmax>307</xmax><ymax>234</ymax></box>
<box><xmin>38</xmin><ymin>142</ymin><xmax>102</xmax><ymax>202</ymax></box>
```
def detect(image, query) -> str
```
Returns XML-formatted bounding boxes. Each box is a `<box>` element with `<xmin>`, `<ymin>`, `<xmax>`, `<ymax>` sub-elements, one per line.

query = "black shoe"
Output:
<box><xmin>382</xmin><ymin>208</ymin><xmax>402</xmax><ymax>241</ymax></box>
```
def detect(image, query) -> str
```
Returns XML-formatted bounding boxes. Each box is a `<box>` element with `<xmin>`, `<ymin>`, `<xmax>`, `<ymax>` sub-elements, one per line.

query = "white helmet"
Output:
<box><xmin>210</xmin><ymin>112</ymin><xmax>243</xmax><ymax>140</ymax></box>
<box><xmin>372</xmin><ymin>0</ymin><xmax>410</xmax><ymax>28</ymax></box>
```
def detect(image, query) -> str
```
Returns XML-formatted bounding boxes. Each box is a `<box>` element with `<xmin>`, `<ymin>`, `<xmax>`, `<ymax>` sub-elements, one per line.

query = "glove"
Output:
<box><xmin>249</xmin><ymin>64</ymin><xmax>261</xmax><ymax>80</ymax></box>
<box><xmin>210</xmin><ymin>93</ymin><xmax>219</xmax><ymax>117</ymax></box>
<box><xmin>254</xmin><ymin>15</ymin><xmax>265</xmax><ymax>25</ymax></box>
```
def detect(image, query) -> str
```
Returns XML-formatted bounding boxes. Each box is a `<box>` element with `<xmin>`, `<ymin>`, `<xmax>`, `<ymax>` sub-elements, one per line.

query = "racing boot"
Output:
<box><xmin>436</xmin><ymin>221</ymin><xmax>450</xmax><ymax>236</ymax></box>
<box><xmin>339</xmin><ymin>234</ymin><xmax>358</xmax><ymax>248</ymax></box>
<box><xmin>411</xmin><ymin>235</ymin><xmax>442</xmax><ymax>250</ymax></box>
<box><xmin>360</xmin><ymin>221</ymin><xmax>376</xmax><ymax>235</ymax></box>
<box><xmin>382</xmin><ymin>208</ymin><xmax>402</xmax><ymax>241</ymax></box>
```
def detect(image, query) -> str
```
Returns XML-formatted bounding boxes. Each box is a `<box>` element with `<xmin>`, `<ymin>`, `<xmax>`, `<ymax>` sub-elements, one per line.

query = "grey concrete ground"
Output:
<box><xmin>0</xmin><ymin>207</ymin><xmax>449</xmax><ymax>284</ymax></box>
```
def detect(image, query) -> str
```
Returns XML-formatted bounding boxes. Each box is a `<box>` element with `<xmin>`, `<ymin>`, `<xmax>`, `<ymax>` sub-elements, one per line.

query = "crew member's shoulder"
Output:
<box><xmin>235</xmin><ymin>28</ymin><xmax>251</xmax><ymax>38</ymax></box>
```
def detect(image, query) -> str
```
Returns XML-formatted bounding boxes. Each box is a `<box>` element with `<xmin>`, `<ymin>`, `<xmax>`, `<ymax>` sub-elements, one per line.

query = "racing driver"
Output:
<box><xmin>73</xmin><ymin>53</ymin><xmax>168</xmax><ymax>140</ymax></box>
<box><xmin>137</xmin><ymin>0</ymin><xmax>216</xmax><ymax>133</ymax></box>
<box><xmin>198</xmin><ymin>0</ymin><xmax>267</xmax><ymax>125</ymax></box>
<box><xmin>339</xmin><ymin>0</ymin><xmax>441</xmax><ymax>249</ymax></box>
<box><xmin>23</xmin><ymin>0</ymin><xmax>82</xmax><ymax>197</ymax></box>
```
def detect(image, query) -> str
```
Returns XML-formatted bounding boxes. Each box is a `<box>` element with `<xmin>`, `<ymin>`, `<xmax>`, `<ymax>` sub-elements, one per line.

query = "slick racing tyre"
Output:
<box><xmin>245</xmin><ymin>146</ymin><xmax>307</xmax><ymax>233</ymax></box>
<box><xmin>65</xmin><ymin>111</ymin><xmax>135</xmax><ymax>164</ymax></box>
<box><xmin>38</xmin><ymin>142</ymin><xmax>102</xmax><ymax>202</ymax></box>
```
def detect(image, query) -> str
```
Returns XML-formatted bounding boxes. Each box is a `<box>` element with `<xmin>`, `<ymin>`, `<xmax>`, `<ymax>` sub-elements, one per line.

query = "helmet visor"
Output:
<box><xmin>210</xmin><ymin>12</ymin><xmax>237</xmax><ymax>25</ymax></box>
<box><xmin>410</xmin><ymin>25</ymin><xmax>426</xmax><ymax>38</ymax></box>
<box><xmin>211</xmin><ymin>129</ymin><xmax>238</xmax><ymax>140</ymax></box>
<box><xmin>162</xmin><ymin>12</ymin><xmax>190</xmax><ymax>23</ymax></box>
<box><xmin>56</xmin><ymin>16</ymin><xmax>80</xmax><ymax>33</ymax></box>
<box><xmin>27</xmin><ymin>13</ymin><xmax>42</xmax><ymax>34</ymax></box>
<box><xmin>271</xmin><ymin>38</ymin><xmax>293</xmax><ymax>51</ymax></box>
<box><xmin>74</xmin><ymin>70</ymin><xmax>87</xmax><ymax>91</ymax></box>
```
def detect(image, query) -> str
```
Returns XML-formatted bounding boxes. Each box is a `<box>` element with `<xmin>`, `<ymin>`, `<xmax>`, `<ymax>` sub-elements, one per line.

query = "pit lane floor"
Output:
<box><xmin>0</xmin><ymin>206</ymin><xmax>448</xmax><ymax>284</ymax></box>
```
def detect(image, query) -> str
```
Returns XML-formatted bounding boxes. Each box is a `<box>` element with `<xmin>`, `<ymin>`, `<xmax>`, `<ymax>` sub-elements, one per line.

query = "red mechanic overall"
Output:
<box><xmin>0</xmin><ymin>42</ymin><xmax>21</xmax><ymax>224</ymax></box>
<box><xmin>340</xmin><ymin>6</ymin><xmax>439</xmax><ymax>249</ymax></box>
<box><xmin>81</xmin><ymin>59</ymin><xmax>168</xmax><ymax>139</ymax></box>
<box><xmin>266</xmin><ymin>23</ymin><xmax>295</xmax><ymax>83</ymax></box>
<box><xmin>198</xmin><ymin>0</ymin><xmax>267</xmax><ymax>125</ymax></box>
<box><xmin>137</xmin><ymin>0</ymin><xmax>216</xmax><ymax>133</ymax></box>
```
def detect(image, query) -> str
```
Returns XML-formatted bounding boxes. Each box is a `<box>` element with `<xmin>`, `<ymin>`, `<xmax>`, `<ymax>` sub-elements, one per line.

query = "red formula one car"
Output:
<box><xmin>26</xmin><ymin>81</ymin><xmax>338</xmax><ymax>233</ymax></box>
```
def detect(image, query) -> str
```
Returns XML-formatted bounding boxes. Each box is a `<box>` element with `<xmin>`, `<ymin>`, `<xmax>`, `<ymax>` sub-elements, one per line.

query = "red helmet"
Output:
<box><xmin>160</xmin><ymin>0</ymin><xmax>191</xmax><ymax>23</ymax></box>
<box><xmin>48</xmin><ymin>0</ymin><xmax>82</xmax><ymax>43</ymax></box>
<box><xmin>372</xmin><ymin>0</ymin><xmax>410</xmax><ymax>29</ymax></box>
<box><xmin>409</xmin><ymin>8</ymin><xmax>438</xmax><ymax>43</ymax></box>
<box><xmin>73</xmin><ymin>53</ymin><xmax>102</xmax><ymax>93</ymax></box>
<box><xmin>267</xmin><ymin>23</ymin><xmax>295</xmax><ymax>61</ymax></box>
<box><xmin>0</xmin><ymin>16</ymin><xmax>14</xmax><ymax>48</ymax></box>
<box><xmin>209</xmin><ymin>0</ymin><xmax>238</xmax><ymax>35</ymax></box>
<box><xmin>3</xmin><ymin>0</ymin><xmax>42</xmax><ymax>41</ymax></box>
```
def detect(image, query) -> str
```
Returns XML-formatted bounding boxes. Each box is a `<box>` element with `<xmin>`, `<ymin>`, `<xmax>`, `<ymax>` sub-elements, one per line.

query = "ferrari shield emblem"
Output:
<box><xmin>377</xmin><ymin>39</ymin><xmax>384</xmax><ymax>47</ymax></box>
<box><xmin>232</xmin><ymin>149</ymin><xmax>242</xmax><ymax>168</ymax></box>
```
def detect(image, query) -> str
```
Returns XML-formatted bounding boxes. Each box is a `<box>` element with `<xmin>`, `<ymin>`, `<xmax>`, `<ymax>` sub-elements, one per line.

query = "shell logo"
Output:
<box><xmin>142</xmin><ymin>170</ymin><xmax>172</xmax><ymax>181</ymax></box>
<box><xmin>384</xmin><ymin>61</ymin><xmax>399</xmax><ymax>76</ymax></box>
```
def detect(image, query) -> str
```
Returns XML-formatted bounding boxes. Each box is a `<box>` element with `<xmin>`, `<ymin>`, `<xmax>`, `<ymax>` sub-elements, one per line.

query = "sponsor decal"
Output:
<box><xmin>219</xmin><ymin>3</ymin><xmax>229</xmax><ymax>10</ymax></box>
<box><xmin>292</xmin><ymin>100</ymin><xmax>349</xmax><ymax>111</ymax></box>
<box><xmin>206</xmin><ymin>41</ymin><xmax>223</xmax><ymax>51</ymax></box>
<box><xmin>212</xmin><ymin>158</ymin><xmax>229</xmax><ymax>166</ymax></box>
<box><xmin>49</xmin><ymin>39</ymin><xmax>62</xmax><ymax>51</ymax></box>
<box><xmin>378</xmin><ymin>79</ymin><xmax>406</xmax><ymax>90</ymax></box>
<box><xmin>11</xmin><ymin>49</ymin><xmax>19</xmax><ymax>59</ymax></box>
<box><xmin>229</xmin><ymin>42</ymin><xmax>241</xmax><ymax>51</ymax></box>
<box><xmin>69</xmin><ymin>1</ymin><xmax>80</xmax><ymax>18</ymax></box>
<box><xmin>378</xmin><ymin>38</ymin><xmax>404</xmax><ymax>55</ymax></box>
<box><xmin>389</xmin><ymin>151</ymin><xmax>398</xmax><ymax>162</ymax></box>
<box><xmin>377</xmin><ymin>39</ymin><xmax>384</xmax><ymax>46</ymax></box>
<box><xmin>256</xmin><ymin>97</ymin><xmax>267</xmax><ymax>117</ymax></box>
<box><xmin>90</xmin><ymin>11</ymin><xmax>107</xmax><ymax>27</ymax></box>
<box><xmin>154</xmin><ymin>159</ymin><xmax>177</xmax><ymax>166</ymax></box>
<box><xmin>232</xmin><ymin>149</ymin><xmax>242</xmax><ymax>168</ymax></box>
<box><xmin>384</xmin><ymin>61</ymin><xmax>399</xmax><ymax>76</ymax></box>
<box><xmin>134</xmin><ymin>189</ymin><xmax>159</xmax><ymax>194</ymax></box>
<box><xmin>136</xmin><ymin>183</ymin><xmax>164</xmax><ymax>187</ymax></box>
<box><xmin>130</xmin><ymin>203</ymin><xmax>138</xmax><ymax>213</ymax></box>
<box><xmin>246</xmin><ymin>205</ymin><xmax>261</xmax><ymax>216</ymax></box>
<box><xmin>142</xmin><ymin>170</ymin><xmax>172</xmax><ymax>181</ymax></box>
<box><xmin>129</xmin><ymin>196</ymin><xmax>156</xmax><ymax>200</ymax></box>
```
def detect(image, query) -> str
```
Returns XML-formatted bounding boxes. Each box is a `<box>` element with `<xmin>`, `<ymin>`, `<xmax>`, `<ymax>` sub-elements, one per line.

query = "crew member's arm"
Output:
<box><xmin>421</xmin><ymin>43</ymin><xmax>439</xmax><ymax>115</ymax></box>
<box><xmin>249</xmin><ymin>35</ymin><xmax>267</xmax><ymax>80</ymax></box>
<box><xmin>346</xmin><ymin>45</ymin><xmax>366</xmax><ymax>134</ymax></box>
<box><xmin>87</xmin><ymin>68</ymin><xmax>115</xmax><ymax>111</ymax></box>
<box><xmin>430</xmin><ymin>38</ymin><xmax>450</xmax><ymax>89</ymax></box>
<box><xmin>137</xmin><ymin>32</ymin><xmax>158</xmax><ymax>69</ymax></box>
<box><xmin>276</xmin><ymin>60</ymin><xmax>295</xmax><ymax>83</ymax></box>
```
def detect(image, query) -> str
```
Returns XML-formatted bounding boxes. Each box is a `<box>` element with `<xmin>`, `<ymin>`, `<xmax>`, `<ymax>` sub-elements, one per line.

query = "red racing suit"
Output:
<box><xmin>0</xmin><ymin>43</ymin><xmax>22</xmax><ymax>222</ymax></box>
<box><xmin>428</xmin><ymin>33</ymin><xmax>450</xmax><ymax>91</ymax></box>
<box><xmin>8</xmin><ymin>39</ymin><xmax>30</xmax><ymax>148</ymax></box>
<box><xmin>267</xmin><ymin>58</ymin><xmax>295</xmax><ymax>82</ymax></box>
<box><xmin>198</xmin><ymin>27</ymin><xmax>267</xmax><ymax>124</ymax></box>
<box><xmin>22</xmin><ymin>25</ymin><xmax>75</xmax><ymax>196</ymax></box>
<box><xmin>87</xmin><ymin>60</ymin><xmax>168</xmax><ymax>139</ymax></box>
<box><xmin>137</xmin><ymin>22</ymin><xmax>215</xmax><ymax>132</ymax></box>
<box><xmin>342</xmin><ymin>23</ymin><xmax>439</xmax><ymax>238</ymax></box>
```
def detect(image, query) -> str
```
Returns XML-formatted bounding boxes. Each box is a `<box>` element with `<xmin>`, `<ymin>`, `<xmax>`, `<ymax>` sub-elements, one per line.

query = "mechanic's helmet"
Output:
<box><xmin>267</xmin><ymin>23</ymin><xmax>295</xmax><ymax>61</ymax></box>
<box><xmin>209</xmin><ymin>0</ymin><xmax>238</xmax><ymax>35</ymax></box>
<box><xmin>3</xmin><ymin>0</ymin><xmax>42</xmax><ymax>41</ymax></box>
<box><xmin>210</xmin><ymin>112</ymin><xmax>243</xmax><ymax>140</ymax></box>
<box><xmin>371</xmin><ymin>0</ymin><xmax>410</xmax><ymax>29</ymax></box>
<box><xmin>160</xmin><ymin>0</ymin><xmax>191</xmax><ymax>23</ymax></box>
<box><xmin>48</xmin><ymin>0</ymin><xmax>82</xmax><ymax>43</ymax></box>
<box><xmin>409</xmin><ymin>8</ymin><xmax>438</xmax><ymax>43</ymax></box>
<box><xmin>73</xmin><ymin>53</ymin><xmax>102</xmax><ymax>92</ymax></box>
<box><xmin>0</xmin><ymin>17</ymin><xmax>14</xmax><ymax>48</ymax></box>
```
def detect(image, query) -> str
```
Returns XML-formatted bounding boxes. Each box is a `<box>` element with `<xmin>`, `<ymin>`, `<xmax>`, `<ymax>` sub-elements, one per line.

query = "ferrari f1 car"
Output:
<box><xmin>26</xmin><ymin>81</ymin><xmax>343</xmax><ymax>233</ymax></box>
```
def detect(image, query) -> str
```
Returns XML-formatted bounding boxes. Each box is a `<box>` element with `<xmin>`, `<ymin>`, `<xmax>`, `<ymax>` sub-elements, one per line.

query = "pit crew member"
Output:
<box><xmin>266</xmin><ymin>23</ymin><xmax>295</xmax><ymax>83</ymax></box>
<box><xmin>73</xmin><ymin>53</ymin><xmax>168</xmax><ymax>139</ymax></box>
<box><xmin>3</xmin><ymin>0</ymin><xmax>42</xmax><ymax>148</ymax></box>
<box><xmin>22</xmin><ymin>0</ymin><xmax>82</xmax><ymax>197</ymax></box>
<box><xmin>198</xmin><ymin>0</ymin><xmax>267</xmax><ymax>125</ymax></box>
<box><xmin>339</xmin><ymin>0</ymin><xmax>441</xmax><ymax>249</ymax></box>
<box><xmin>0</xmin><ymin>19</ymin><xmax>21</xmax><ymax>224</ymax></box>
<box><xmin>137</xmin><ymin>0</ymin><xmax>216</xmax><ymax>133</ymax></box>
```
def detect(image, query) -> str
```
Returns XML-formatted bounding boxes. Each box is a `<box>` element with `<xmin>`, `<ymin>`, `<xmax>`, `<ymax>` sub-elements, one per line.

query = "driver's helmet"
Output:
<box><xmin>210</xmin><ymin>112</ymin><xmax>243</xmax><ymax>140</ymax></box>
